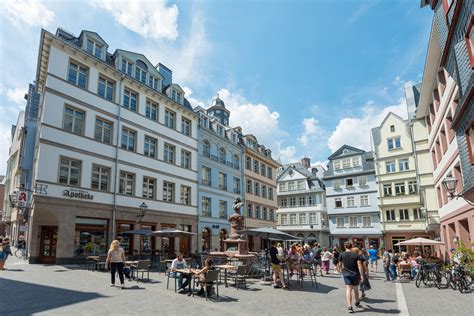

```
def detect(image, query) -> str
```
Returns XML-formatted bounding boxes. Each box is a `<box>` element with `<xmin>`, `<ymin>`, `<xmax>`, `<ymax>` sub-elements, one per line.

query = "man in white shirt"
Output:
<box><xmin>171</xmin><ymin>253</ymin><xmax>191</xmax><ymax>293</ymax></box>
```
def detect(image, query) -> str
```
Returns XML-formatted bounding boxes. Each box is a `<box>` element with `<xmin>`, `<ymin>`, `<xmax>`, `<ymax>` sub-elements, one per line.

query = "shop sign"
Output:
<box><xmin>63</xmin><ymin>188</ymin><xmax>94</xmax><ymax>200</ymax></box>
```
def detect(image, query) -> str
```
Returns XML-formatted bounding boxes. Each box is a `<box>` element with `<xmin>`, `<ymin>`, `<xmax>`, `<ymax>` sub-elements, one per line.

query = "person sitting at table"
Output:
<box><xmin>193</xmin><ymin>257</ymin><xmax>216</xmax><ymax>296</ymax></box>
<box><xmin>288</xmin><ymin>244</ymin><xmax>301</xmax><ymax>277</ymax></box>
<box><xmin>171</xmin><ymin>253</ymin><xmax>191</xmax><ymax>294</ymax></box>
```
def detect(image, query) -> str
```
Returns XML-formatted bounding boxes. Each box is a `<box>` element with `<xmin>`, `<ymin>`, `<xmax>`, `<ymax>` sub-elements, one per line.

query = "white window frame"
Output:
<box><xmin>164</xmin><ymin>143</ymin><xmax>175</xmax><ymax>164</ymax></box>
<box><xmin>362</xmin><ymin>216</ymin><xmax>372</xmax><ymax>227</ymax></box>
<box><xmin>349</xmin><ymin>216</ymin><xmax>358</xmax><ymax>227</ymax></box>
<box><xmin>336</xmin><ymin>217</ymin><xmax>345</xmax><ymax>227</ymax></box>
<box><xmin>144</xmin><ymin>135</ymin><xmax>157</xmax><ymax>158</ymax></box>
<box><xmin>360</xmin><ymin>195</ymin><xmax>369</xmax><ymax>206</ymax></box>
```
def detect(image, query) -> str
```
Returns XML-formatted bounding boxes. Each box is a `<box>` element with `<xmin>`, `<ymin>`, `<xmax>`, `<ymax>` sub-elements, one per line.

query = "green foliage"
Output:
<box><xmin>454</xmin><ymin>241</ymin><xmax>474</xmax><ymax>273</ymax></box>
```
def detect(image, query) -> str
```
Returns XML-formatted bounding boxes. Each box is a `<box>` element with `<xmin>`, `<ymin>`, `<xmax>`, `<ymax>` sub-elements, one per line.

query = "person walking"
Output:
<box><xmin>0</xmin><ymin>238</ymin><xmax>12</xmax><ymax>270</ymax></box>
<box><xmin>269</xmin><ymin>241</ymin><xmax>289</xmax><ymax>290</ymax></box>
<box><xmin>332</xmin><ymin>247</ymin><xmax>341</xmax><ymax>273</ymax></box>
<box><xmin>339</xmin><ymin>242</ymin><xmax>364</xmax><ymax>313</ymax></box>
<box><xmin>321</xmin><ymin>247</ymin><xmax>333</xmax><ymax>274</ymax></box>
<box><xmin>389</xmin><ymin>251</ymin><xmax>399</xmax><ymax>282</ymax></box>
<box><xmin>382</xmin><ymin>248</ymin><xmax>391</xmax><ymax>282</ymax></box>
<box><xmin>105</xmin><ymin>240</ymin><xmax>126</xmax><ymax>289</ymax></box>
<box><xmin>367</xmin><ymin>245</ymin><xmax>378</xmax><ymax>273</ymax></box>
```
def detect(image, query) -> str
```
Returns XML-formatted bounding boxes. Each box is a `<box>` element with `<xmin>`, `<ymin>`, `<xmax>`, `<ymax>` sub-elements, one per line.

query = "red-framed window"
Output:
<box><xmin>466</xmin><ymin>122</ymin><xmax>474</xmax><ymax>164</ymax></box>
<box><xmin>465</xmin><ymin>16</ymin><xmax>474</xmax><ymax>68</ymax></box>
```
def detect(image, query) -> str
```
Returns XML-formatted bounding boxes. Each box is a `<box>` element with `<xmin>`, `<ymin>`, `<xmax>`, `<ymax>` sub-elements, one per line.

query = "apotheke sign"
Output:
<box><xmin>63</xmin><ymin>188</ymin><xmax>94</xmax><ymax>200</ymax></box>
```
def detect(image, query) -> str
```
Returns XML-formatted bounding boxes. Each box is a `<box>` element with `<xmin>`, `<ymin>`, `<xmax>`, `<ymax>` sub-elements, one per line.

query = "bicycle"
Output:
<box><xmin>415</xmin><ymin>261</ymin><xmax>438</xmax><ymax>288</ymax></box>
<box><xmin>448</xmin><ymin>264</ymin><xmax>471</xmax><ymax>293</ymax></box>
<box><xmin>15</xmin><ymin>247</ymin><xmax>28</xmax><ymax>260</ymax></box>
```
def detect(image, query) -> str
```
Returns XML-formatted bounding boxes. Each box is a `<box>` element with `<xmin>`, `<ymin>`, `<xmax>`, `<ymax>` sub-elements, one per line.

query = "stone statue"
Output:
<box><xmin>232</xmin><ymin>196</ymin><xmax>243</xmax><ymax>215</ymax></box>
<box><xmin>229</xmin><ymin>196</ymin><xmax>244</xmax><ymax>240</ymax></box>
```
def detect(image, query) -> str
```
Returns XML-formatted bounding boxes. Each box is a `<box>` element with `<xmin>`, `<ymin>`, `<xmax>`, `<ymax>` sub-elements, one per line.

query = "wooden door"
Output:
<box><xmin>39</xmin><ymin>226</ymin><xmax>58</xmax><ymax>264</ymax></box>
<box><xmin>179</xmin><ymin>236</ymin><xmax>190</xmax><ymax>256</ymax></box>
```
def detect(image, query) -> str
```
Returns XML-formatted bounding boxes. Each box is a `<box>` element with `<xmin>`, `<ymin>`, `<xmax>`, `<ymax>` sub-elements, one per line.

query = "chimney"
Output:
<box><xmin>301</xmin><ymin>157</ymin><xmax>311</xmax><ymax>169</ymax></box>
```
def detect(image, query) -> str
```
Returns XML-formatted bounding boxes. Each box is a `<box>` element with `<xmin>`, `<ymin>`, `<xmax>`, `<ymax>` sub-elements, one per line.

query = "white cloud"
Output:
<box><xmin>93</xmin><ymin>0</ymin><xmax>178</xmax><ymax>40</ymax></box>
<box><xmin>0</xmin><ymin>84</ymin><xmax>27</xmax><ymax>107</ymax></box>
<box><xmin>327</xmin><ymin>98</ymin><xmax>408</xmax><ymax>152</ymax></box>
<box><xmin>278</xmin><ymin>145</ymin><xmax>297</xmax><ymax>164</ymax></box>
<box><xmin>0</xmin><ymin>122</ymin><xmax>13</xmax><ymax>175</ymax></box>
<box><xmin>298</xmin><ymin>117</ymin><xmax>320</xmax><ymax>146</ymax></box>
<box><xmin>182</xmin><ymin>86</ymin><xmax>205</xmax><ymax>108</ymax></box>
<box><xmin>2</xmin><ymin>0</ymin><xmax>55</xmax><ymax>28</ymax></box>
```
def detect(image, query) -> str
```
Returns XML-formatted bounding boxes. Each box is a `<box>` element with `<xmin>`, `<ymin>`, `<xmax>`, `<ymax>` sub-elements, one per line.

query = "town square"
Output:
<box><xmin>0</xmin><ymin>0</ymin><xmax>473</xmax><ymax>315</ymax></box>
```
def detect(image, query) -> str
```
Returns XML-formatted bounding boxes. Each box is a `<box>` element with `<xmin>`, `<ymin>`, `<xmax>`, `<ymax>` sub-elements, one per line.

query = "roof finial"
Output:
<box><xmin>216</xmin><ymin>93</ymin><xmax>219</xmax><ymax>99</ymax></box>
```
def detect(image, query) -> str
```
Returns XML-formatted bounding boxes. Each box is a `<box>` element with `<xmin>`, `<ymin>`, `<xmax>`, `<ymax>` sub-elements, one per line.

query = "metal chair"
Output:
<box><xmin>193</xmin><ymin>269</ymin><xmax>219</xmax><ymax>301</ymax></box>
<box><xmin>234</xmin><ymin>265</ymin><xmax>248</xmax><ymax>290</ymax></box>
<box><xmin>299</xmin><ymin>261</ymin><xmax>317</xmax><ymax>288</ymax></box>
<box><xmin>133</xmin><ymin>260</ymin><xmax>151</xmax><ymax>282</ymax></box>
<box><xmin>95</xmin><ymin>255</ymin><xmax>107</xmax><ymax>271</ymax></box>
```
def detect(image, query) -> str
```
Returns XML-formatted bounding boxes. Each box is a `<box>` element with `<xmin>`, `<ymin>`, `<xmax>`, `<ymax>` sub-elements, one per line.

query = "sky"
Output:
<box><xmin>0</xmin><ymin>0</ymin><xmax>434</xmax><ymax>175</ymax></box>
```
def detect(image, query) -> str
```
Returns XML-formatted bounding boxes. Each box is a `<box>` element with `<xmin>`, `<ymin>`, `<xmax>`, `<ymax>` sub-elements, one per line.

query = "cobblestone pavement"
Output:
<box><xmin>0</xmin><ymin>255</ymin><xmax>472</xmax><ymax>316</ymax></box>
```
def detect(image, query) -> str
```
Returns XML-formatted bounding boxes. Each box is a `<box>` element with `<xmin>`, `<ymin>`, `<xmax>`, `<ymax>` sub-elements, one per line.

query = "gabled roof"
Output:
<box><xmin>112</xmin><ymin>49</ymin><xmax>164</xmax><ymax>78</ymax></box>
<box><xmin>327</xmin><ymin>145</ymin><xmax>365</xmax><ymax>160</ymax></box>
<box><xmin>277</xmin><ymin>162</ymin><xmax>325</xmax><ymax>191</ymax></box>
<box><xmin>79</xmin><ymin>30</ymin><xmax>109</xmax><ymax>47</ymax></box>
<box><xmin>323</xmin><ymin>151</ymin><xmax>375</xmax><ymax>179</ymax></box>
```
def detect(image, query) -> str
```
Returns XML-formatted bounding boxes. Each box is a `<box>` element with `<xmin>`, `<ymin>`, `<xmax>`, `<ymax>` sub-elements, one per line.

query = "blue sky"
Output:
<box><xmin>0</xmin><ymin>0</ymin><xmax>433</xmax><ymax>174</ymax></box>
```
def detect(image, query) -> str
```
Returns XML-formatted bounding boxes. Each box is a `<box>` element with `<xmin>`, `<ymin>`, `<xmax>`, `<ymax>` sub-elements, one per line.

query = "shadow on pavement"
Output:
<box><xmin>2</xmin><ymin>268</ymin><xmax>24</xmax><ymax>272</ymax></box>
<box><xmin>356</xmin><ymin>305</ymin><xmax>401</xmax><ymax>314</ymax></box>
<box><xmin>0</xmin><ymin>278</ymin><xmax>104</xmax><ymax>315</ymax></box>
<box><xmin>122</xmin><ymin>285</ymin><xmax>146</xmax><ymax>290</ymax></box>
<box><xmin>363</xmin><ymin>297</ymin><xmax>396</xmax><ymax>304</ymax></box>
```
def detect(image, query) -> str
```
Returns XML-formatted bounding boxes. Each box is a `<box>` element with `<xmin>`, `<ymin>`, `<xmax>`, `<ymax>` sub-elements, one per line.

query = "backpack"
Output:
<box><xmin>392</xmin><ymin>255</ymin><xmax>399</xmax><ymax>264</ymax></box>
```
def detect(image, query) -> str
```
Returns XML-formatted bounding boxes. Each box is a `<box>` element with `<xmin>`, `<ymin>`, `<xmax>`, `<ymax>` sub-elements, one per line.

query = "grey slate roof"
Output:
<box><xmin>323</xmin><ymin>145</ymin><xmax>375</xmax><ymax>179</ymax></box>
<box><xmin>277</xmin><ymin>162</ymin><xmax>325</xmax><ymax>191</ymax></box>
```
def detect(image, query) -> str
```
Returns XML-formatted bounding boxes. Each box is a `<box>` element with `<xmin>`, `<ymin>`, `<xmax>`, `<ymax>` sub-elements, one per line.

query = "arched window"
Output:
<box><xmin>233</xmin><ymin>154</ymin><xmax>239</xmax><ymax>169</ymax></box>
<box><xmin>219</xmin><ymin>147</ymin><xmax>226</xmax><ymax>163</ymax></box>
<box><xmin>203</xmin><ymin>140</ymin><xmax>210</xmax><ymax>157</ymax></box>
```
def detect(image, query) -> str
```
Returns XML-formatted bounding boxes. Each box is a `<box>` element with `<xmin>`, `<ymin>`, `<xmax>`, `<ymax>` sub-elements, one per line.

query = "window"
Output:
<box><xmin>386</xmin><ymin>210</ymin><xmax>395</xmax><ymax>221</ymax></box>
<box><xmin>386</xmin><ymin>161</ymin><xmax>396</xmax><ymax>173</ymax></box>
<box><xmin>142</xmin><ymin>177</ymin><xmax>156</xmax><ymax>199</ymax></box>
<box><xmin>288</xmin><ymin>182</ymin><xmax>295</xmax><ymax>191</ymax></box>
<box><xmin>202</xmin><ymin>167</ymin><xmax>211</xmax><ymax>186</ymax></box>
<box><xmin>91</xmin><ymin>164</ymin><xmax>110</xmax><ymax>191</ymax></box>
<box><xmin>68</xmin><ymin>61</ymin><xmax>88</xmax><ymax>89</ymax></box>
<box><xmin>59</xmin><ymin>157</ymin><xmax>81</xmax><ymax>186</ymax></box>
<box><xmin>144</xmin><ymin>136</ymin><xmax>157</xmax><ymax>158</ymax></box>
<box><xmin>86</xmin><ymin>39</ymin><xmax>102</xmax><ymax>58</ymax></box>
<box><xmin>395</xmin><ymin>182</ymin><xmax>406</xmax><ymax>195</ymax></box>
<box><xmin>268</xmin><ymin>167</ymin><xmax>273</xmax><ymax>179</ymax></box>
<box><xmin>123</xmin><ymin>89</ymin><xmax>138</xmax><ymax>112</ymax></box>
<box><xmin>408</xmin><ymin>181</ymin><xmax>418</xmax><ymax>194</ymax></box>
<box><xmin>290</xmin><ymin>213</ymin><xmax>297</xmax><ymax>225</ymax></box>
<box><xmin>398</xmin><ymin>159</ymin><xmax>409</xmax><ymax>171</ymax></box>
<box><xmin>246</xmin><ymin>156</ymin><xmax>252</xmax><ymax>169</ymax></box>
<box><xmin>260</xmin><ymin>163</ymin><xmax>266</xmax><ymax>176</ymax></box>
<box><xmin>219</xmin><ymin>147</ymin><xmax>226</xmax><ymax>163</ymax></box>
<box><xmin>253</xmin><ymin>160</ymin><xmax>259</xmax><ymax>172</ymax></box>
<box><xmin>262</xmin><ymin>208</ymin><xmax>268</xmax><ymax>220</ymax></box>
<box><xmin>358</xmin><ymin>176</ymin><xmax>368</xmax><ymax>186</ymax></box>
<box><xmin>135</xmin><ymin>65</ymin><xmax>147</xmax><ymax>84</ymax></box>
<box><xmin>202</xmin><ymin>197</ymin><xmax>211</xmax><ymax>216</ymax></box>
<box><xmin>254</xmin><ymin>182</ymin><xmax>260</xmax><ymax>196</ymax></box>
<box><xmin>309</xmin><ymin>213</ymin><xmax>317</xmax><ymax>224</ymax></box>
<box><xmin>181</xmin><ymin>150</ymin><xmax>191</xmax><ymax>169</ymax></box>
<box><xmin>334</xmin><ymin>160</ymin><xmax>341</xmax><ymax>170</ymax></box>
<box><xmin>347</xmin><ymin>196</ymin><xmax>355</xmax><ymax>207</ymax></box>
<box><xmin>349</xmin><ymin>216</ymin><xmax>358</xmax><ymax>227</ymax></box>
<box><xmin>94</xmin><ymin>117</ymin><xmax>112</xmax><ymax>144</ymax></box>
<box><xmin>335</xmin><ymin>198</ymin><xmax>343</xmax><ymax>208</ymax></box>
<box><xmin>148</xmin><ymin>75</ymin><xmax>160</xmax><ymax>90</ymax></box>
<box><xmin>363</xmin><ymin>216</ymin><xmax>372</xmax><ymax>227</ymax></box>
<box><xmin>121</xmin><ymin>127</ymin><xmax>136</xmax><ymax>151</ymax></box>
<box><xmin>164</xmin><ymin>143</ymin><xmax>175</xmax><ymax>164</ymax></box>
<box><xmin>289</xmin><ymin>197</ymin><xmax>296</xmax><ymax>206</ymax></box>
<box><xmin>360</xmin><ymin>195</ymin><xmax>369</xmax><ymax>206</ymax></box>
<box><xmin>346</xmin><ymin>178</ymin><xmax>354</xmax><ymax>187</ymax></box>
<box><xmin>182</xmin><ymin>118</ymin><xmax>191</xmax><ymax>136</ymax></box>
<box><xmin>246</xmin><ymin>204</ymin><xmax>253</xmax><ymax>218</ymax></box>
<box><xmin>63</xmin><ymin>106</ymin><xmax>84</xmax><ymax>135</ymax></box>
<box><xmin>299</xmin><ymin>196</ymin><xmax>306</xmax><ymax>206</ymax></box>
<box><xmin>268</xmin><ymin>188</ymin><xmax>273</xmax><ymax>200</ymax></box>
<box><xmin>342</xmin><ymin>158</ymin><xmax>351</xmax><ymax>168</ymax></box>
<box><xmin>279</xmin><ymin>197</ymin><xmax>287</xmax><ymax>207</ymax></box>
<box><xmin>383</xmin><ymin>184</ymin><xmax>393</xmax><ymax>196</ymax></box>
<box><xmin>297</xmin><ymin>181</ymin><xmax>305</xmax><ymax>190</ymax></box>
<box><xmin>466</xmin><ymin>124</ymin><xmax>474</xmax><ymax>163</ymax></box>
<box><xmin>333</xmin><ymin>179</ymin><xmax>341</xmax><ymax>189</ymax></box>
<box><xmin>352</xmin><ymin>157</ymin><xmax>360</xmax><ymax>166</ymax></box>
<box><xmin>281</xmin><ymin>214</ymin><xmax>288</xmax><ymax>225</ymax></box>
<box><xmin>162</xmin><ymin>181</ymin><xmax>175</xmax><ymax>202</ymax></box>
<box><xmin>145</xmin><ymin>100</ymin><xmax>157</xmax><ymax>121</ymax></box>
<box><xmin>219</xmin><ymin>172</ymin><xmax>227</xmax><ymax>190</ymax></box>
<box><xmin>121</xmin><ymin>59</ymin><xmax>132</xmax><ymax>76</ymax></box>
<box><xmin>180</xmin><ymin>186</ymin><xmax>191</xmax><ymax>205</ymax></box>
<box><xmin>279</xmin><ymin>183</ymin><xmax>287</xmax><ymax>192</ymax></box>
<box><xmin>299</xmin><ymin>213</ymin><xmax>307</xmax><ymax>225</ymax></box>
<box><xmin>336</xmin><ymin>217</ymin><xmax>344</xmax><ymax>227</ymax></box>
<box><xmin>255</xmin><ymin>206</ymin><xmax>261</xmax><ymax>219</ymax></box>
<box><xmin>203</xmin><ymin>140</ymin><xmax>210</xmax><ymax>157</ymax></box>
<box><xmin>246</xmin><ymin>179</ymin><xmax>252</xmax><ymax>193</ymax></box>
<box><xmin>390</xmin><ymin>125</ymin><xmax>395</xmax><ymax>132</ymax></box>
<box><xmin>219</xmin><ymin>201</ymin><xmax>227</xmax><ymax>219</ymax></box>
<box><xmin>98</xmin><ymin>76</ymin><xmax>114</xmax><ymax>101</ymax></box>
<box><xmin>233</xmin><ymin>177</ymin><xmax>241</xmax><ymax>194</ymax></box>
<box><xmin>165</xmin><ymin>109</ymin><xmax>176</xmax><ymax>129</ymax></box>
<box><xmin>262</xmin><ymin>185</ymin><xmax>267</xmax><ymax>198</ymax></box>
<box><xmin>387</xmin><ymin>137</ymin><xmax>401</xmax><ymax>150</ymax></box>
<box><xmin>399</xmin><ymin>209</ymin><xmax>409</xmax><ymax>221</ymax></box>
<box><xmin>172</xmin><ymin>90</ymin><xmax>182</xmax><ymax>104</ymax></box>
<box><xmin>308</xmin><ymin>196</ymin><xmax>314</xmax><ymax>205</ymax></box>
<box><xmin>119</xmin><ymin>171</ymin><xmax>135</xmax><ymax>195</ymax></box>
<box><xmin>269</xmin><ymin>209</ymin><xmax>275</xmax><ymax>221</ymax></box>
<box><xmin>413</xmin><ymin>208</ymin><xmax>424</xmax><ymax>220</ymax></box>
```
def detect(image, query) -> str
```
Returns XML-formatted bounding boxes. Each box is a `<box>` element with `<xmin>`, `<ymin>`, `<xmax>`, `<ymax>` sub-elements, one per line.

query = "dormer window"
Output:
<box><xmin>217</xmin><ymin>125</ymin><xmax>223</xmax><ymax>136</ymax></box>
<box><xmin>148</xmin><ymin>75</ymin><xmax>159</xmax><ymax>91</ymax></box>
<box><xmin>86</xmin><ymin>39</ymin><xmax>102</xmax><ymax>59</ymax></box>
<box><xmin>121</xmin><ymin>59</ymin><xmax>132</xmax><ymax>76</ymax></box>
<box><xmin>172</xmin><ymin>90</ymin><xmax>182</xmax><ymax>104</ymax></box>
<box><xmin>135</xmin><ymin>66</ymin><xmax>147</xmax><ymax>84</ymax></box>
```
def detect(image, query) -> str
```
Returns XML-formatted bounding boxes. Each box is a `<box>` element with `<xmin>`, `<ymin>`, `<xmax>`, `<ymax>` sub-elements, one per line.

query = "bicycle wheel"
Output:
<box><xmin>422</xmin><ymin>271</ymin><xmax>430</xmax><ymax>285</ymax></box>
<box><xmin>415</xmin><ymin>271</ymin><xmax>422</xmax><ymax>288</ymax></box>
<box><xmin>14</xmin><ymin>248</ymin><xmax>23</xmax><ymax>259</ymax></box>
<box><xmin>436</xmin><ymin>270</ymin><xmax>450</xmax><ymax>289</ymax></box>
<box><xmin>449</xmin><ymin>275</ymin><xmax>458</xmax><ymax>290</ymax></box>
<box><xmin>458</xmin><ymin>277</ymin><xmax>467</xmax><ymax>293</ymax></box>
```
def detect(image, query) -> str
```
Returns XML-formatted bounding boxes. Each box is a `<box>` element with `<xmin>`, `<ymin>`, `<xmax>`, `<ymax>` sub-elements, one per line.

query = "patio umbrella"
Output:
<box><xmin>122</xmin><ymin>229</ymin><xmax>153</xmax><ymax>236</ymax></box>
<box><xmin>237</xmin><ymin>227</ymin><xmax>301</xmax><ymax>241</ymax></box>
<box><xmin>395</xmin><ymin>237</ymin><xmax>445</xmax><ymax>246</ymax></box>
<box><xmin>150</xmin><ymin>228</ymin><xmax>196</xmax><ymax>237</ymax></box>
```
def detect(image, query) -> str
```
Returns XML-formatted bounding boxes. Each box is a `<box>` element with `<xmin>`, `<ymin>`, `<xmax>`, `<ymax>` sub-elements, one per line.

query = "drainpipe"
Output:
<box><xmin>112</xmin><ymin>74</ymin><xmax>125</xmax><ymax>238</ymax></box>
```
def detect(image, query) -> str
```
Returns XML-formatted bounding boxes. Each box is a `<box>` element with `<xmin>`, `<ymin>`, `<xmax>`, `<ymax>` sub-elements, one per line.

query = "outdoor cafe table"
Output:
<box><xmin>215</xmin><ymin>264</ymin><xmax>236</xmax><ymax>287</ymax></box>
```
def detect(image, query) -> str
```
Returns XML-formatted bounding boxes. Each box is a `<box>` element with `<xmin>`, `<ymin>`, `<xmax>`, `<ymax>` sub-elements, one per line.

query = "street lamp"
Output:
<box><xmin>136</xmin><ymin>202</ymin><xmax>148</xmax><ymax>224</ymax></box>
<box><xmin>442</xmin><ymin>176</ymin><xmax>474</xmax><ymax>205</ymax></box>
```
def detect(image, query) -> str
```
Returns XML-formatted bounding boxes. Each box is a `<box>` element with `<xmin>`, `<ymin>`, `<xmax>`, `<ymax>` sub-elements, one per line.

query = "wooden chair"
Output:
<box><xmin>193</xmin><ymin>269</ymin><xmax>219</xmax><ymax>301</ymax></box>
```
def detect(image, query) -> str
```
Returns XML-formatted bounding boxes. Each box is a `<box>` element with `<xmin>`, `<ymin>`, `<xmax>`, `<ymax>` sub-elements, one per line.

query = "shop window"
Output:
<box><xmin>117</xmin><ymin>222</ymin><xmax>134</xmax><ymax>255</ymax></box>
<box><xmin>74</xmin><ymin>217</ymin><xmax>108</xmax><ymax>256</ymax></box>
